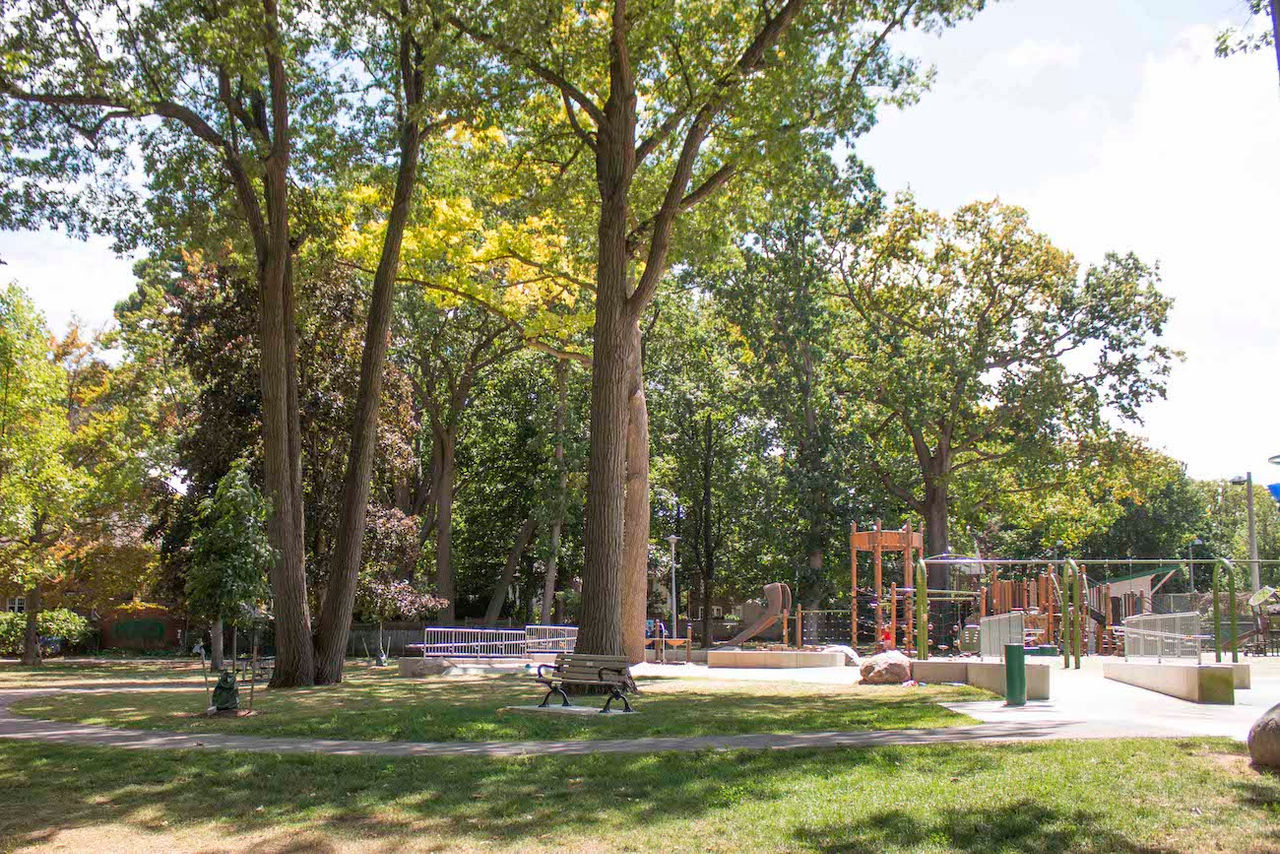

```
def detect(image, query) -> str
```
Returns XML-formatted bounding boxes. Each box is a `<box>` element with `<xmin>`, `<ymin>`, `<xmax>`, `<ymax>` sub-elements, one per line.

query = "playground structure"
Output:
<box><xmin>717</xmin><ymin>582</ymin><xmax>792</xmax><ymax>648</ymax></box>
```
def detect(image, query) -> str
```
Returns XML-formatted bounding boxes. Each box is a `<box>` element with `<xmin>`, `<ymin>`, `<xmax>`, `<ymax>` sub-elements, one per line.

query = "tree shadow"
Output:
<box><xmin>793</xmin><ymin>800</ymin><xmax>1174</xmax><ymax>854</ymax></box>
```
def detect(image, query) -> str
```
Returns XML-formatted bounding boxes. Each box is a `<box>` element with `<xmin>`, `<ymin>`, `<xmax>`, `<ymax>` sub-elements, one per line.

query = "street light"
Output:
<box><xmin>1229</xmin><ymin>473</ymin><xmax>1260</xmax><ymax>593</ymax></box>
<box><xmin>1189</xmin><ymin>537</ymin><xmax>1203</xmax><ymax>594</ymax></box>
<box><xmin>666</xmin><ymin>534</ymin><xmax>679</xmax><ymax>641</ymax></box>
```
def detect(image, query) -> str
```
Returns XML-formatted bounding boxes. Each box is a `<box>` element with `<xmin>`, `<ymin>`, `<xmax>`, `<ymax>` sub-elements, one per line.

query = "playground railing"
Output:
<box><xmin>409</xmin><ymin>626</ymin><xmax>579</xmax><ymax>658</ymax></box>
<box><xmin>979</xmin><ymin>612</ymin><xmax>1025</xmax><ymax>660</ymax></box>
<box><xmin>1120</xmin><ymin>611</ymin><xmax>1206</xmax><ymax>661</ymax></box>
<box><xmin>524</xmin><ymin>625</ymin><xmax>578</xmax><ymax>653</ymax></box>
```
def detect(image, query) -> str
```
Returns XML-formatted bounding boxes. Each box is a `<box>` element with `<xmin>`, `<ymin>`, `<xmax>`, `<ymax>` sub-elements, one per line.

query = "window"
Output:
<box><xmin>6</xmin><ymin>597</ymin><xmax>25</xmax><ymax>614</ymax></box>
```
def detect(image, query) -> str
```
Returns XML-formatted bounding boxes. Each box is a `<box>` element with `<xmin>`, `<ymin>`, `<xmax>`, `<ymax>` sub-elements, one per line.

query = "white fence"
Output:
<box><xmin>979</xmin><ymin>612</ymin><xmax>1025</xmax><ymax>660</ymax></box>
<box><xmin>524</xmin><ymin>625</ymin><xmax>578</xmax><ymax>653</ymax></box>
<box><xmin>1121</xmin><ymin>611</ymin><xmax>1206</xmax><ymax>661</ymax></box>
<box><xmin>406</xmin><ymin>625</ymin><xmax>578</xmax><ymax>658</ymax></box>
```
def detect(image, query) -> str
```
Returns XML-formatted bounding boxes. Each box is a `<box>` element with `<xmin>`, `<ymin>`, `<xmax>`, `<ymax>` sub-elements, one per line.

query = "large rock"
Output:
<box><xmin>1249</xmin><ymin>702</ymin><xmax>1280</xmax><ymax>769</ymax></box>
<box><xmin>859</xmin><ymin>650</ymin><xmax>912</xmax><ymax>685</ymax></box>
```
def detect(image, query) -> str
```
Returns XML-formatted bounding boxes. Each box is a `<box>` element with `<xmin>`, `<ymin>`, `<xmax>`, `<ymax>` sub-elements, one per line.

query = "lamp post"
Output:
<box><xmin>1229</xmin><ymin>473</ymin><xmax>1260</xmax><ymax>592</ymax></box>
<box><xmin>666</xmin><ymin>534</ymin><xmax>679</xmax><ymax>640</ymax></box>
<box><xmin>1189</xmin><ymin>537</ymin><xmax>1203</xmax><ymax>594</ymax></box>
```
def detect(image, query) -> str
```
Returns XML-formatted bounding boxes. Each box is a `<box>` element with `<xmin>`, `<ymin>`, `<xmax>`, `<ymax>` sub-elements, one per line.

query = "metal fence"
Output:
<box><xmin>1121</xmin><ymin>611</ymin><xmax>1205</xmax><ymax>661</ymax></box>
<box><xmin>801</xmin><ymin>610</ymin><xmax>854</xmax><ymax>646</ymax></box>
<box><xmin>1151</xmin><ymin>593</ymin><xmax>1197</xmax><ymax>615</ymax></box>
<box><xmin>523</xmin><ymin>625</ymin><xmax>578</xmax><ymax>653</ymax></box>
<box><xmin>979</xmin><ymin>612</ymin><xmax>1025</xmax><ymax>660</ymax></box>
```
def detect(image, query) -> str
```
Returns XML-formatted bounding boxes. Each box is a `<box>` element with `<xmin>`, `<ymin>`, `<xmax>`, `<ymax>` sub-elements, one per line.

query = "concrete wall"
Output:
<box><xmin>911</xmin><ymin>659</ymin><xmax>1051</xmax><ymax>700</ymax></box>
<box><xmin>1102</xmin><ymin>660</ymin><xmax>1235</xmax><ymax>704</ymax></box>
<box><xmin>707</xmin><ymin>650</ymin><xmax>845</xmax><ymax>668</ymax></box>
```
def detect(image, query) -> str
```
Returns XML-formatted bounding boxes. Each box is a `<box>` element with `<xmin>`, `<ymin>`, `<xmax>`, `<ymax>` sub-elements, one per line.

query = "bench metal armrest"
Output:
<box><xmin>536</xmin><ymin>663</ymin><xmax>559</xmax><ymax>681</ymax></box>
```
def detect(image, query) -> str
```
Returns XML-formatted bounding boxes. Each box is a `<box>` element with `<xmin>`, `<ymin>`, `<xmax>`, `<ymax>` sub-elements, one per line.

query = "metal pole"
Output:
<box><xmin>1212</xmin><ymin>559</ymin><xmax>1222</xmax><ymax>663</ymax></box>
<box><xmin>667</xmin><ymin>535</ymin><xmax>679</xmax><ymax>642</ymax></box>
<box><xmin>1248</xmin><ymin>473</ymin><xmax>1260</xmax><ymax>592</ymax></box>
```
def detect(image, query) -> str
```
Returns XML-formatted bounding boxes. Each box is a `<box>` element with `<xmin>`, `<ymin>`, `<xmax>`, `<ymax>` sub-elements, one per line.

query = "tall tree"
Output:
<box><xmin>833</xmin><ymin>197</ymin><xmax>1174</xmax><ymax>586</ymax></box>
<box><xmin>0</xmin><ymin>287</ymin><xmax>79</xmax><ymax>665</ymax></box>
<box><xmin>2</xmin><ymin>0</ymin><xmax>473</xmax><ymax>685</ymax></box>
<box><xmin>446</xmin><ymin>0</ymin><xmax>987</xmax><ymax>656</ymax></box>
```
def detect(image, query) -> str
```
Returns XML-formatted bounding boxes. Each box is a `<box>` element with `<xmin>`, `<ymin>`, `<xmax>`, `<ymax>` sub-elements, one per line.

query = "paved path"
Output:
<box><xmin>1</xmin><ymin>660</ymin><xmax>1273</xmax><ymax>758</ymax></box>
<box><xmin>0</xmin><ymin>687</ymin><xmax>1168</xmax><ymax>758</ymax></box>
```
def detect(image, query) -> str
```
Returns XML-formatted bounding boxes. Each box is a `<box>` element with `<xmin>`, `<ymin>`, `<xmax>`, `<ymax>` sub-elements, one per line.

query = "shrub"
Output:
<box><xmin>0</xmin><ymin>608</ymin><xmax>91</xmax><ymax>656</ymax></box>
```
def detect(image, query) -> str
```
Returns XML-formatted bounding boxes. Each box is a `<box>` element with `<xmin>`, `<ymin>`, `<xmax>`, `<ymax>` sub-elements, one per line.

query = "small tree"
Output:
<box><xmin>356</xmin><ymin>577</ymin><xmax>446</xmax><ymax>664</ymax></box>
<box><xmin>185</xmin><ymin>460</ymin><xmax>273</xmax><ymax>671</ymax></box>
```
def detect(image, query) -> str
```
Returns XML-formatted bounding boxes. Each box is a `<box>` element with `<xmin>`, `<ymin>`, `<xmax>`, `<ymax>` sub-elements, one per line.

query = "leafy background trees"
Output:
<box><xmin>1</xmin><ymin>0</ymin><xmax>1275</xmax><ymax>673</ymax></box>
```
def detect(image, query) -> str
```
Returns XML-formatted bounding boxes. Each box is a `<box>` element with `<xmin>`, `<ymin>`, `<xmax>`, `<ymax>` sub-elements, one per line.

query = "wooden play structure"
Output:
<box><xmin>977</xmin><ymin>564</ymin><xmax>1151</xmax><ymax>656</ymax></box>
<box><xmin>850</xmin><ymin>520</ymin><xmax>924</xmax><ymax>651</ymax></box>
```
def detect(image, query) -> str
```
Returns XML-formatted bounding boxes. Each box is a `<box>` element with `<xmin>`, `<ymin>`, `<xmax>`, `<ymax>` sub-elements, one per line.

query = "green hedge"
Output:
<box><xmin>0</xmin><ymin>608</ymin><xmax>91</xmax><ymax>656</ymax></box>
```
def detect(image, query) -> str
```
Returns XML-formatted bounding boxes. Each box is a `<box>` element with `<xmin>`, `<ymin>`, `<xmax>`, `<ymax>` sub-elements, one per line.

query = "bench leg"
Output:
<box><xmin>539</xmin><ymin>686</ymin><xmax>572</xmax><ymax>708</ymax></box>
<box><xmin>601</xmin><ymin>688</ymin><xmax>633</xmax><ymax>714</ymax></box>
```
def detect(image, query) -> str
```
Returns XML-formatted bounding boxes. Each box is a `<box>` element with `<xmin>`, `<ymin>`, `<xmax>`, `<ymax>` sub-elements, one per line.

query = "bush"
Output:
<box><xmin>0</xmin><ymin>608</ymin><xmax>91</xmax><ymax>656</ymax></box>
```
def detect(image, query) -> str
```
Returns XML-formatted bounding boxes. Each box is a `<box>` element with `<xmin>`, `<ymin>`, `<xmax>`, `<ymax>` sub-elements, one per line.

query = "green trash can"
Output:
<box><xmin>1004</xmin><ymin>643</ymin><xmax>1026</xmax><ymax>707</ymax></box>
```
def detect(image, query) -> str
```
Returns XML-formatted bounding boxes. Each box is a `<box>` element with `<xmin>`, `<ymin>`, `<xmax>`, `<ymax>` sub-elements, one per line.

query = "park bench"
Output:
<box><xmin>535</xmin><ymin>652</ymin><xmax>637</xmax><ymax>713</ymax></box>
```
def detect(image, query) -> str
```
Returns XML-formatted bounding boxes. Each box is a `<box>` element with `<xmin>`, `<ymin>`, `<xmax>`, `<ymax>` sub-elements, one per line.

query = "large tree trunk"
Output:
<box><xmin>924</xmin><ymin>480</ymin><xmax>949</xmax><ymax>589</ymax></box>
<box><xmin>575</xmin><ymin>54</ymin><xmax>636</xmax><ymax>657</ymax></box>
<box><xmin>260</xmin><ymin>205</ymin><xmax>313</xmax><ymax>687</ymax></box>
<box><xmin>576</xmin><ymin>257</ymin><xmax>633</xmax><ymax>655</ymax></box>
<box><xmin>313</xmin><ymin>72</ymin><xmax>423</xmax><ymax>684</ymax></box>
<box><xmin>259</xmin><ymin>14</ymin><xmax>313</xmax><ymax>687</ymax></box>
<box><xmin>621</xmin><ymin>321</ymin><xmax>649</xmax><ymax>663</ymax></box>
<box><xmin>485</xmin><ymin>516</ymin><xmax>538</xmax><ymax>625</ymax></box>
<box><xmin>210</xmin><ymin>618</ymin><xmax>224</xmax><ymax>671</ymax></box>
<box><xmin>20</xmin><ymin>582</ymin><xmax>40</xmax><ymax>667</ymax></box>
<box><xmin>541</xmin><ymin>360</ymin><xmax>568</xmax><ymax>624</ymax></box>
<box><xmin>433</xmin><ymin>428</ymin><xmax>457</xmax><ymax>623</ymax></box>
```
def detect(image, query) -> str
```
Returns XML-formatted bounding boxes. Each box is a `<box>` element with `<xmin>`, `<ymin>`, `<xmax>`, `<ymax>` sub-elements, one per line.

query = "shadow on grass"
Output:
<box><xmin>793</xmin><ymin>800</ymin><xmax>1174</xmax><ymax>854</ymax></box>
<box><xmin>7</xmin><ymin>739</ymin><xmax>1272</xmax><ymax>851</ymax></box>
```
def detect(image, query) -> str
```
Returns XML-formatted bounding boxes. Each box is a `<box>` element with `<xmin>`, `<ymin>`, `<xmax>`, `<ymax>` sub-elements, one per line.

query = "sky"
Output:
<box><xmin>1</xmin><ymin>0</ymin><xmax>1277</xmax><ymax>482</ymax></box>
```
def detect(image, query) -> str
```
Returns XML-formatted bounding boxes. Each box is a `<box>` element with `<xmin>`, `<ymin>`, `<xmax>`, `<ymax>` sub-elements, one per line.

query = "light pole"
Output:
<box><xmin>1189</xmin><ymin>537</ymin><xmax>1203</xmax><ymax>594</ymax></box>
<box><xmin>1229</xmin><ymin>473</ymin><xmax>1260</xmax><ymax>592</ymax></box>
<box><xmin>666</xmin><ymin>534</ymin><xmax>679</xmax><ymax>640</ymax></box>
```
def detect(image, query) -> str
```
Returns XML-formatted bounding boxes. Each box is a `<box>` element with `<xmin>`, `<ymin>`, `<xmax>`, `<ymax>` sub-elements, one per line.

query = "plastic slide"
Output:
<box><xmin>716</xmin><ymin>582</ymin><xmax>792</xmax><ymax>648</ymax></box>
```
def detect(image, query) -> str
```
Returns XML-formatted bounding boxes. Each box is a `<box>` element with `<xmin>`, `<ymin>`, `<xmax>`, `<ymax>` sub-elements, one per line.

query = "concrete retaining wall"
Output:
<box><xmin>911</xmin><ymin>659</ymin><xmax>1051</xmax><ymax>700</ymax></box>
<box><xmin>1102</xmin><ymin>660</ymin><xmax>1235</xmax><ymax>704</ymax></box>
<box><xmin>707</xmin><ymin>650</ymin><xmax>845</xmax><ymax>668</ymax></box>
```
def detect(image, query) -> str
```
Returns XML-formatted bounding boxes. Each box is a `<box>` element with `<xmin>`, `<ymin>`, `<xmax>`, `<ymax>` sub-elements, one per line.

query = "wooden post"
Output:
<box><xmin>979</xmin><ymin>586</ymin><xmax>987</xmax><ymax>620</ymax></box>
<box><xmin>874</xmin><ymin>520</ymin><xmax>884</xmax><ymax>646</ymax></box>
<box><xmin>796</xmin><ymin>604</ymin><xmax>803</xmax><ymax>647</ymax></box>
<box><xmin>890</xmin><ymin>583</ymin><xmax>898</xmax><ymax>649</ymax></box>
<box><xmin>782</xmin><ymin>610</ymin><xmax>789</xmax><ymax>648</ymax></box>
<box><xmin>850</xmin><ymin>521</ymin><xmax>858</xmax><ymax>647</ymax></box>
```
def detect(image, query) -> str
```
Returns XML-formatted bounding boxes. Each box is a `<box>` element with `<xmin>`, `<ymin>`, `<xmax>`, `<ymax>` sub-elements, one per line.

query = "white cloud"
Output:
<box><xmin>1014</xmin><ymin>25</ymin><xmax>1280</xmax><ymax>480</ymax></box>
<box><xmin>998</xmin><ymin>38</ymin><xmax>1084</xmax><ymax>71</ymax></box>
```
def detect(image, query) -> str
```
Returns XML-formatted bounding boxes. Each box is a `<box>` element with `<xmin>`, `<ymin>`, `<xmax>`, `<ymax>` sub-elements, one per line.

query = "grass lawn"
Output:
<box><xmin>8</xmin><ymin>663</ymin><xmax>990</xmax><ymax>742</ymax></box>
<box><xmin>1</xmin><ymin>737</ymin><xmax>1276</xmax><ymax>852</ymax></box>
<box><xmin>0</xmin><ymin>658</ymin><xmax>204</xmax><ymax>688</ymax></box>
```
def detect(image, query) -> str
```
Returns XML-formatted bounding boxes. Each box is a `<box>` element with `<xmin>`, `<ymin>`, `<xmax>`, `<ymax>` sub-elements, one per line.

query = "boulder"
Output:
<box><xmin>1249</xmin><ymin>702</ymin><xmax>1280</xmax><ymax>769</ymax></box>
<box><xmin>820</xmin><ymin>645</ymin><xmax>863</xmax><ymax>667</ymax></box>
<box><xmin>859</xmin><ymin>650</ymin><xmax>912</xmax><ymax>685</ymax></box>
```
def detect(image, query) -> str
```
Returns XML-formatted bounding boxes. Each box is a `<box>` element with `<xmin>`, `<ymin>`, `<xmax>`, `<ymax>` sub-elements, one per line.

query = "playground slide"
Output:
<box><xmin>716</xmin><ymin>582</ymin><xmax>792</xmax><ymax>648</ymax></box>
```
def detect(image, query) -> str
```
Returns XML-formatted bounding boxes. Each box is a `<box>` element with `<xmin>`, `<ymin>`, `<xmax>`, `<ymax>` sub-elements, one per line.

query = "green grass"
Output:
<box><xmin>8</xmin><ymin>665</ymin><xmax>990</xmax><ymax>742</ymax></box>
<box><xmin>0</xmin><ymin>738</ymin><xmax>1275</xmax><ymax>852</ymax></box>
<box><xmin>0</xmin><ymin>658</ymin><xmax>204</xmax><ymax>687</ymax></box>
